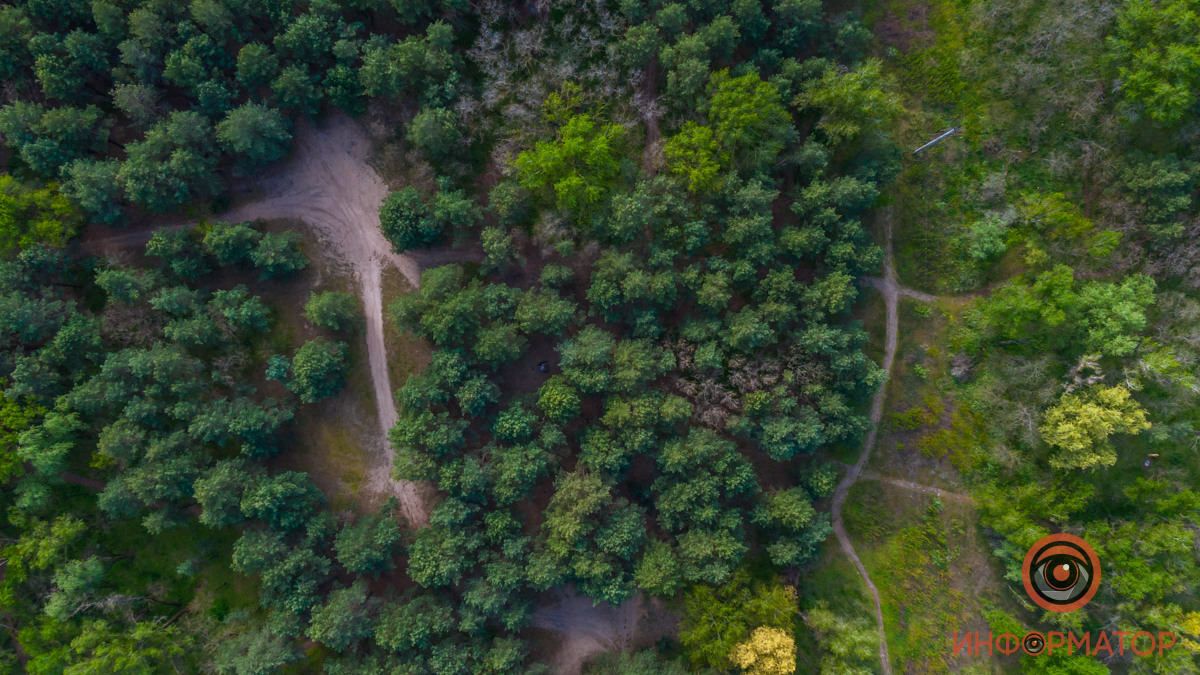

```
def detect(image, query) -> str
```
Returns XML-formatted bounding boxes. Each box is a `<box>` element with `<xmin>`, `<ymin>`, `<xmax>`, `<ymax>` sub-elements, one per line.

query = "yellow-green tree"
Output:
<box><xmin>0</xmin><ymin>175</ymin><xmax>79</xmax><ymax>255</ymax></box>
<box><xmin>730</xmin><ymin>626</ymin><xmax>796</xmax><ymax>675</ymax></box>
<box><xmin>1040</xmin><ymin>385</ymin><xmax>1150</xmax><ymax>470</ymax></box>
<box><xmin>514</xmin><ymin>113</ymin><xmax>625</xmax><ymax>215</ymax></box>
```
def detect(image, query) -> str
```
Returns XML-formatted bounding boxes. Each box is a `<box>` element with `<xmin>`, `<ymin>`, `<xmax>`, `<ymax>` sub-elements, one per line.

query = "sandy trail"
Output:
<box><xmin>222</xmin><ymin>116</ymin><xmax>431</xmax><ymax>525</ymax></box>
<box><xmin>832</xmin><ymin>212</ymin><xmax>899</xmax><ymax>675</ymax></box>
<box><xmin>88</xmin><ymin>114</ymin><xmax>430</xmax><ymax>525</ymax></box>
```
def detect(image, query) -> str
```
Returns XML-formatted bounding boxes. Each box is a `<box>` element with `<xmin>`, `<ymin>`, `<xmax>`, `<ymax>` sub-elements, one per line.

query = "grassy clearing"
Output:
<box><xmin>870</xmin><ymin>297</ymin><xmax>973</xmax><ymax>488</ymax></box>
<box><xmin>844</xmin><ymin>480</ymin><xmax>1003</xmax><ymax>673</ymax></box>
<box><xmin>382</xmin><ymin>264</ymin><xmax>431</xmax><ymax>396</ymax></box>
<box><xmin>795</xmin><ymin>539</ymin><xmax>876</xmax><ymax>672</ymax></box>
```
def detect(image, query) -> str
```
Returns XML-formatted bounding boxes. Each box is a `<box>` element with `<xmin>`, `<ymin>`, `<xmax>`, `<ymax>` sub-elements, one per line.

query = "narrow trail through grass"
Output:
<box><xmin>832</xmin><ymin>210</ymin><xmax>900</xmax><ymax>675</ymax></box>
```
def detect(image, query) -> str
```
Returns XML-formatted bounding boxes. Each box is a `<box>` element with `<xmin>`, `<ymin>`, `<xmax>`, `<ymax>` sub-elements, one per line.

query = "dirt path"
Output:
<box><xmin>864</xmin><ymin>275</ymin><xmax>938</xmax><ymax>303</ymax></box>
<box><xmin>87</xmin><ymin>114</ymin><xmax>432</xmax><ymax>525</ymax></box>
<box><xmin>859</xmin><ymin>472</ymin><xmax>975</xmax><ymax>505</ymax></box>
<box><xmin>832</xmin><ymin>213</ymin><xmax>900</xmax><ymax>675</ymax></box>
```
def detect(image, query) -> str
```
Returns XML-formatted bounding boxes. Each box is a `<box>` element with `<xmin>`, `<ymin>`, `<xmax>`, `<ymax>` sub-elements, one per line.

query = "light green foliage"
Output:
<box><xmin>634</xmin><ymin>540</ymin><xmax>681</xmax><ymax>597</ymax></box>
<box><xmin>679</xmin><ymin>570</ymin><xmax>796</xmax><ymax>669</ymax></box>
<box><xmin>795</xmin><ymin>59</ymin><xmax>900</xmax><ymax>144</ymax></box>
<box><xmin>0</xmin><ymin>390</ymin><xmax>44</xmax><ymax>482</ymax></box>
<box><xmin>304</xmin><ymin>291</ymin><xmax>360</xmax><ymax>332</ymax></box>
<box><xmin>804</xmin><ymin>601</ymin><xmax>877</xmax><ymax>675</ymax></box>
<box><xmin>537</xmin><ymin>376</ymin><xmax>581</xmax><ymax>423</ymax></box>
<box><xmin>707</xmin><ymin>69</ymin><xmax>792</xmax><ymax>171</ymax></box>
<box><xmin>514</xmin><ymin>113</ymin><xmax>626</xmax><ymax>215</ymax></box>
<box><xmin>51</xmin><ymin>619</ymin><xmax>193</xmax><ymax>673</ymax></box>
<box><xmin>289</xmin><ymin>338</ymin><xmax>349</xmax><ymax>404</ymax></box>
<box><xmin>664</xmin><ymin>121</ymin><xmax>723</xmax><ymax>192</ymax></box>
<box><xmin>1108</xmin><ymin>0</ymin><xmax>1200</xmax><ymax>124</ymax></box>
<box><xmin>973</xmin><ymin>265</ymin><xmax>1155</xmax><ymax>357</ymax></box>
<box><xmin>202</xmin><ymin>221</ymin><xmax>261</xmax><ymax>267</ymax></box>
<box><xmin>1040</xmin><ymin>385</ymin><xmax>1150</xmax><ymax>470</ymax></box>
<box><xmin>0</xmin><ymin>176</ymin><xmax>79</xmax><ymax>255</ymax></box>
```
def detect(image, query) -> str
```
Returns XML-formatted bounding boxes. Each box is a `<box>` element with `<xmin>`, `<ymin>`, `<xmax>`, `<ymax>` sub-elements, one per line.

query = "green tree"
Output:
<box><xmin>240</xmin><ymin>472</ymin><xmax>323</xmax><ymax>531</ymax></box>
<box><xmin>203</xmin><ymin>221</ymin><xmax>262</xmax><ymax>267</ymax></box>
<box><xmin>194</xmin><ymin>459</ymin><xmax>257</xmax><ymax>528</ymax></box>
<box><xmin>804</xmin><ymin>601</ymin><xmax>878</xmax><ymax>675</ymax></box>
<box><xmin>61</xmin><ymin>160</ymin><xmax>122</xmax><ymax>225</ymax></box>
<box><xmin>251</xmin><ymin>231</ymin><xmax>307</xmax><ymax>278</ymax></box>
<box><xmin>795</xmin><ymin>59</ymin><xmax>901</xmax><ymax>145</ymax></box>
<box><xmin>289</xmin><ymin>338</ymin><xmax>349</xmax><ymax>404</ymax></box>
<box><xmin>374</xmin><ymin>593</ymin><xmax>455</xmax><ymax>652</ymax></box>
<box><xmin>678</xmin><ymin>570</ymin><xmax>796</xmax><ymax>669</ymax></box>
<box><xmin>558</xmin><ymin>326</ymin><xmax>616</xmax><ymax>394</ymax></box>
<box><xmin>308</xmin><ymin>581</ymin><xmax>378</xmax><ymax>652</ymax></box>
<box><xmin>664</xmin><ymin>122</ymin><xmax>724</xmax><ymax>192</ymax></box>
<box><xmin>334</xmin><ymin>508</ymin><xmax>403</xmax><ymax>575</ymax></box>
<box><xmin>537</xmin><ymin>376</ymin><xmax>581</xmax><ymax>423</ymax></box>
<box><xmin>111</xmin><ymin>82</ymin><xmax>162</xmax><ymax>128</ymax></box>
<box><xmin>118</xmin><ymin>111</ymin><xmax>220</xmax><ymax>212</ymax></box>
<box><xmin>217</xmin><ymin>103</ymin><xmax>292</xmax><ymax>172</ymax></box>
<box><xmin>380</xmin><ymin>187</ymin><xmax>441</xmax><ymax>250</ymax></box>
<box><xmin>707</xmin><ymin>70</ymin><xmax>793</xmax><ymax>171</ymax></box>
<box><xmin>752</xmin><ymin>487</ymin><xmax>831</xmax><ymax>566</ymax></box>
<box><xmin>1107</xmin><ymin>0</ymin><xmax>1200</xmax><ymax>124</ymax></box>
<box><xmin>514</xmin><ymin>288</ymin><xmax>576</xmax><ymax>336</ymax></box>
<box><xmin>0</xmin><ymin>102</ymin><xmax>108</xmax><ymax>178</ymax></box>
<box><xmin>272</xmin><ymin>65</ymin><xmax>321</xmax><ymax>116</ymax></box>
<box><xmin>304</xmin><ymin>291</ymin><xmax>360</xmax><ymax>332</ymax></box>
<box><xmin>407</xmin><ymin>107</ymin><xmax>463</xmax><ymax>162</ymax></box>
<box><xmin>236</xmin><ymin>43</ymin><xmax>279</xmax><ymax>92</ymax></box>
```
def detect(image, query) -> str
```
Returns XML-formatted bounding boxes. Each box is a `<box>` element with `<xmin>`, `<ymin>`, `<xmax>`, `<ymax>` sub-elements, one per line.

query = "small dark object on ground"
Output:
<box><xmin>537</xmin><ymin>360</ymin><xmax>549</xmax><ymax>373</ymax></box>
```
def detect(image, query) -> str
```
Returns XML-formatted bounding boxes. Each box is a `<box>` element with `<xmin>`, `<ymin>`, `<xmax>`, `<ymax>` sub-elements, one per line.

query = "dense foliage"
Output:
<box><xmin>5</xmin><ymin>0</ymin><xmax>1196</xmax><ymax>673</ymax></box>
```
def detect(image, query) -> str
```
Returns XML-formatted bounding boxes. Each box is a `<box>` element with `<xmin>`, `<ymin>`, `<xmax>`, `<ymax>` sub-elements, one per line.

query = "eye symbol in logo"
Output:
<box><xmin>1022</xmin><ymin>533</ymin><xmax>1101</xmax><ymax>613</ymax></box>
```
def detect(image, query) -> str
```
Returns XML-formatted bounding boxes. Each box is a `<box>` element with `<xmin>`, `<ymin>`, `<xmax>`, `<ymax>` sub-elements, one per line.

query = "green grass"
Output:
<box><xmin>844</xmin><ymin>485</ymin><xmax>999</xmax><ymax>673</ymax></box>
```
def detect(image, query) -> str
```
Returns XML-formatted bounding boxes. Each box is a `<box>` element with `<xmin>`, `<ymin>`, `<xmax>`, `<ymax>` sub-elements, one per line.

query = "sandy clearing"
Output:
<box><xmin>531</xmin><ymin>590</ymin><xmax>677</xmax><ymax>675</ymax></box>
<box><xmin>219</xmin><ymin>115</ymin><xmax>431</xmax><ymax>525</ymax></box>
<box><xmin>86</xmin><ymin>114</ymin><xmax>430</xmax><ymax>525</ymax></box>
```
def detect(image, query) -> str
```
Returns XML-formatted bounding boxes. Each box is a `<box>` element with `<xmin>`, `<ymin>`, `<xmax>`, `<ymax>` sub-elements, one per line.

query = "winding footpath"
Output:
<box><xmin>831</xmin><ymin>214</ymin><xmax>901</xmax><ymax>675</ymax></box>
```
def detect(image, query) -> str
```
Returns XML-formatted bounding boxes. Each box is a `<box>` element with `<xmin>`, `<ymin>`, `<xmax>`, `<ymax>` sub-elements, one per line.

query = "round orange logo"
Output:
<box><xmin>1022</xmin><ymin>533</ymin><xmax>1101</xmax><ymax>613</ymax></box>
